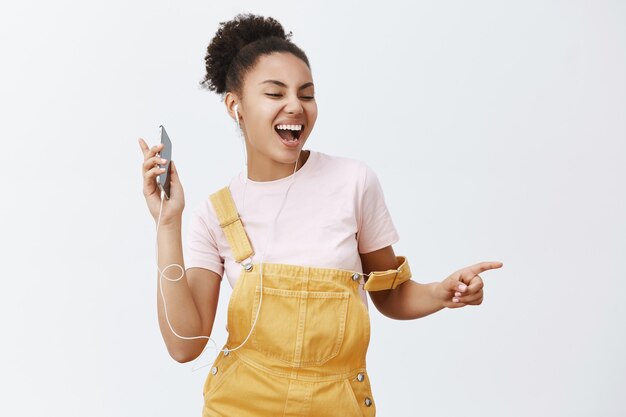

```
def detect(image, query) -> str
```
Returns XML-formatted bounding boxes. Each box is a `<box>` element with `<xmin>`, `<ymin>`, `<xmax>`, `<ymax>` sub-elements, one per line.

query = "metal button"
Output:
<box><xmin>211</xmin><ymin>366</ymin><xmax>218</xmax><ymax>375</ymax></box>
<box><xmin>243</xmin><ymin>262</ymin><xmax>253</xmax><ymax>272</ymax></box>
<box><xmin>356</xmin><ymin>373</ymin><xmax>365</xmax><ymax>382</ymax></box>
<box><xmin>223</xmin><ymin>350</ymin><xmax>230</xmax><ymax>357</ymax></box>
<box><xmin>352</xmin><ymin>273</ymin><xmax>360</xmax><ymax>281</ymax></box>
<box><xmin>364</xmin><ymin>397</ymin><xmax>372</xmax><ymax>407</ymax></box>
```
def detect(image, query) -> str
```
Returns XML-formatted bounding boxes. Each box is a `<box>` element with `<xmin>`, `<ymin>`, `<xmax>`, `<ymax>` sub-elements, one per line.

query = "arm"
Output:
<box><xmin>360</xmin><ymin>246</ymin><xmax>504</xmax><ymax>320</ymax></box>
<box><xmin>156</xmin><ymin>222</ymin><xmax>220</xmax><ymax>363</ymax></box>
<box><xmin>138</xmin><ymin>138</ymin><xmax>220</xmax><ymax>363</ymax></box>
<box><xmin>360</xmin><ymin>245</ymin><xmax>445</xmax><ymax>320</ymax></box>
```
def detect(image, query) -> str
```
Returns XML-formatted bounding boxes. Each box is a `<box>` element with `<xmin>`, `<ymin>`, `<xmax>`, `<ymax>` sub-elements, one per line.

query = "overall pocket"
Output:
<box><xmin>250</xmin><ymin>286</ymin><xmax>350</xmax><ymax>367</ymax></box>
<box><xmin>203</xmin><ymin>353</ymin><xmax>241</xmax><ymax>400</ymax></box>
<box><xmin>344</xmin><ymin>374</ymin><xmax>376</xmax><ymax>417</ymax></box>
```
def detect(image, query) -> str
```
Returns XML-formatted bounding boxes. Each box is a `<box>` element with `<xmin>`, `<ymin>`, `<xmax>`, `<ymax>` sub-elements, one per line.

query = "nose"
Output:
<box><xmin>285</xmin><ymin>93</ymin><xmax>304</xmax><ymax>115</ymax></box>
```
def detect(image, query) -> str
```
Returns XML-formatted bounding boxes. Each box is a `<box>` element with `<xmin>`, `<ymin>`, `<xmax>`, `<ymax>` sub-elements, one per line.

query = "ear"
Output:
<box><xmin>224</xmin><ymin>92</ymin><xmax>240</xmax><ymax>122</ymax></box>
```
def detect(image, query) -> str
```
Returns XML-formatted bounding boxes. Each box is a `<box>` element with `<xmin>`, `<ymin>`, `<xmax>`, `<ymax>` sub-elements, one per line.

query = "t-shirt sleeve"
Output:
<box><xmin>356</xmin><ymin>163</ymin><xmax>400</xmax><ymax>254</ymax></box>
<box><xmin>183</xmin><ymin>203</ymin><xmax>224</xmax><ymax>278</ymax></box>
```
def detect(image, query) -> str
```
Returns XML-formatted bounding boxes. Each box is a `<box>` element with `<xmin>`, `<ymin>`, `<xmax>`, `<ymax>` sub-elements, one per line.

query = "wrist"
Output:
<box><xmin>429</xmin><ymin>282</ymin><xmax>446</xmax><ymax>310</ymax></box>
<box><xmin>157</xmin><ymin>219</ymin><xmax>182</xmax><ymax>233</ymax></box>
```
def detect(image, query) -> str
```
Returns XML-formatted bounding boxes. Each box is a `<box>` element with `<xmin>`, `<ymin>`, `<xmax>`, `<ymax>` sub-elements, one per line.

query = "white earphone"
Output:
<box><xmin>234</xmin><ymin>104</ymin><xmax>240</xmax><ymax>129</ymax></box>
<box><xmin>233</xmin><ymin>103</ymin><xmax>246</xmax><ymax>186</ymax></box>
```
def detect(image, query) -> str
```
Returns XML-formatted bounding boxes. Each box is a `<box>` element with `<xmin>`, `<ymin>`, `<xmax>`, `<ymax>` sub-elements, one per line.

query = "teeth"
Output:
<box><xmin>276</xmin><ymin>124</ymin><xmax>303</xmax><ymax>131</ymax></box>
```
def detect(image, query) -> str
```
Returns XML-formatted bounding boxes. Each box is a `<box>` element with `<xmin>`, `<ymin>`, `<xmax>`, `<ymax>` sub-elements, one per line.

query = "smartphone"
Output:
<box><xmin>157</xmin><ymin>125</ymin><xmax>172</xmax><ymax>199</ymax></box>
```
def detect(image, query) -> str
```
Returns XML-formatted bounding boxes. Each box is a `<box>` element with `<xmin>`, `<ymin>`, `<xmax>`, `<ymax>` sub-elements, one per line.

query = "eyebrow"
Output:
<box><xmin>260</xmin><ymin>80</ymin><xmax>314</xmax><ymax>90</ymax></box>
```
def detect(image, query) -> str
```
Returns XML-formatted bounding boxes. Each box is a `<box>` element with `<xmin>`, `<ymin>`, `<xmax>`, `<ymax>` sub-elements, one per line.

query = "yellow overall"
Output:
<box><xmin>202</xmin><ymin>187</ymin><xmax>412</xmax><ymax>417</ymax></box>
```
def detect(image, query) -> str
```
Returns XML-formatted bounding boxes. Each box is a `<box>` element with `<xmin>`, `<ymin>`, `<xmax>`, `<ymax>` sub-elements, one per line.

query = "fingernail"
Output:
<box><xmin>161</xmin><ymin>158</ymin><xmax>167</xmax><ymax>163</ymax></box>
<box><xmin>453</xmin><ymin>297</ymin><xmax>459</xmax><ymax>303</ymax></box>
<box><xmin>458</xmin><ymin>284</ymin><xmax>467</xmax><ymax>291</ymax></box>
<box><xmin>455</xmin><ymin>292</ymin><xmax>461</xmax><ymax>297</ymax></box>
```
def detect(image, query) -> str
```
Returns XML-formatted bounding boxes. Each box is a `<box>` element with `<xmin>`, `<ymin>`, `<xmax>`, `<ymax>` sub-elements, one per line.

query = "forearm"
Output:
<box><xmin>156</xmin><ymin>221</ymin><xmax>207</xmax><ymax>361</ymax></box>
<box><xmin>371</xmin><ymin>280</ymin><xmax>445</xmax><ymax>320</ymax></box>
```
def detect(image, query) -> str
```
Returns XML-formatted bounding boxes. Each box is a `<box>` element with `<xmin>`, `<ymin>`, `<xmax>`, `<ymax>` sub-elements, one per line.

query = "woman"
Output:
<box><xmin>138</xmin><ymin>13</ymin><xmax>502</xmax><ymax>416</ymax></box>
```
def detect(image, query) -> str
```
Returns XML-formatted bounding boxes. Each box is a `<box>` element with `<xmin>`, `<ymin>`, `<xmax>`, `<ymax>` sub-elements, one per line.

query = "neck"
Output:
<box><xmin>245</xmin><ymin>150</ymin><xmax>310</xmax><ymax>182</ymax></box>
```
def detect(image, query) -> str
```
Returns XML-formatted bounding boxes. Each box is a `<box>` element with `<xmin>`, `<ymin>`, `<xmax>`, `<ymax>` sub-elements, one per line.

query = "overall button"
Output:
<box><xmin>352</xmin><ymin>273</ymin><xmax>360</xmax><ymax>281</ymax></box>
<box><xmin>242</xmin><ymin>258</ymin><xmax>253</xmax><ymax>272</ymax></box>
<box><xmin>211</xmin><ymin>366</ymin><xmax>218</xmax><ymax>375</ymax></box>
<box><xmin>356</xmin><ymin>373</ymin><xmax>365</xmax><ymax>382</ymax></box>
<box><xmin>223</xmin><ymin>350</ymin><xmax>230</xmax><ymax>357</ymax></box>
<box><xmin>364</xmin><ymin>397</ymin><xmax>372</xmax><ymax>407</ymax></box>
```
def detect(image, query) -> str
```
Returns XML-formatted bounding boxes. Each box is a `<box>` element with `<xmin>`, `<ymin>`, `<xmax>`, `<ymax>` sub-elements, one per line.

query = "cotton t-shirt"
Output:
<box><xmin>183</xmin><ymin>150</ymin><xmax>399</xmax><ymax>305</ymax></box>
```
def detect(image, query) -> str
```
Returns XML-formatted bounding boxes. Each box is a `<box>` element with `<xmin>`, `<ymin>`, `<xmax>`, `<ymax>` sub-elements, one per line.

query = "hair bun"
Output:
<box><xmin>202</xmin><ymin>13</ymin><xmax>293</xmax><ymax>94</ymax></box>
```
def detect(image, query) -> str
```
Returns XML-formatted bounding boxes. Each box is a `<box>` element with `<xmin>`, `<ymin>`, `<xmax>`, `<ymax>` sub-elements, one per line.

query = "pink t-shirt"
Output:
<box><xmin>183</xmin><ymin>150</ymin><xmax>399</xmax><ymax>304</ymax></box>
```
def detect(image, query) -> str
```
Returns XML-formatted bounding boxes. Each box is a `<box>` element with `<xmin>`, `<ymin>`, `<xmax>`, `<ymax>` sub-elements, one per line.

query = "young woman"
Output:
<box><xmin>138</xmin><ymin>13</ymin><xmax>502</xmax><ymax>416</ymax></box>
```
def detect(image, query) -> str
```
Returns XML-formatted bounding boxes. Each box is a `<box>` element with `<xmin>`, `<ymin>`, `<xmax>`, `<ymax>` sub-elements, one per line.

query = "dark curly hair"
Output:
<box><xmin>201</xmin><ymin>13</ymin><xmax>310</xmax><ymax>95</ymax></box>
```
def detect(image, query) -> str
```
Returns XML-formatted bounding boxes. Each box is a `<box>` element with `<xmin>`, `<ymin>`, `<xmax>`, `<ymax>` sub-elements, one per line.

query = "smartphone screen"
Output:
<box><xmin>158</xmin><ymin>125</ymin><xmax>172</xmax><ymax>199</ymax></box>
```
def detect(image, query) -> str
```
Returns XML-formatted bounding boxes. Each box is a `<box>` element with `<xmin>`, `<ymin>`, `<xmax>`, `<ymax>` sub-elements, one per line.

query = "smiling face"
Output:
<box><xmin>225</xmin><ymin>52</ymin><xmax>318</xmax><ymax>181</ymax></box>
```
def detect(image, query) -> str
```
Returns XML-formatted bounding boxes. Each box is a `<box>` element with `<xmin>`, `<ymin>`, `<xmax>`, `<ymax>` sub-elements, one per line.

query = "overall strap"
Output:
<box><xmin>209</xmin><ymin>186</ymin><xmax>255</xmax><ymax>269</ymax></box>
<box><xmin>363</xmin><ymin>256</ymin><xmax>412</xmax><ymax>291</ymax></box>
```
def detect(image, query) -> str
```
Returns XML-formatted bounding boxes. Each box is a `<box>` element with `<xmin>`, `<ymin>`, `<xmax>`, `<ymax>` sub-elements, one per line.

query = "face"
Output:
<box><xmin>227</xmin><ymin>52</ymin><xmax>318</xmax><ymax>172</ymax></box>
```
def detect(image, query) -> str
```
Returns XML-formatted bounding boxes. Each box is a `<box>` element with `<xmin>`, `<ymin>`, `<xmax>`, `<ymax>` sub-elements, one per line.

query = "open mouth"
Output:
<box><xmin>274</xmin><ymin>124</ymin><xmax>304</xmax><ymax>142</ymax></box>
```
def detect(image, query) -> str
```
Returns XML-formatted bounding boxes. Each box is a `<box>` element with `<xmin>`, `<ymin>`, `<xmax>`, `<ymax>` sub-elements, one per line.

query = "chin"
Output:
<box><xmin>275</xmin><ymin>140</ymin><xmax>307</xmax><ymax>158</ymax></box>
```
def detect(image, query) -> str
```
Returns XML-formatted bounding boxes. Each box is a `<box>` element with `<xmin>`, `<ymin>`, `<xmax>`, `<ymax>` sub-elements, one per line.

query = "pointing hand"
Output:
<box><xmin>433</xmin><ymin>261</ymin><xmax>503</xmax><ymax>309</ymax></box>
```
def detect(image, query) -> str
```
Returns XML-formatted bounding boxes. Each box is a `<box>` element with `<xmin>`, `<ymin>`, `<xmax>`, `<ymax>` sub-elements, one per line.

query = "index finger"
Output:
<box><xmin>138</xmin><ymin>138</ymin><xmax>163</xmax><ymax>160</ymax></box>
<box><xmin>468</xmin><ymin>261</ymin><xmax>503</xmax><ymax>275</ymax></box>
<box><xmin>138</xmin><ymin>138</ymin><xmax>150</xmax><ymax>156</ymax></box>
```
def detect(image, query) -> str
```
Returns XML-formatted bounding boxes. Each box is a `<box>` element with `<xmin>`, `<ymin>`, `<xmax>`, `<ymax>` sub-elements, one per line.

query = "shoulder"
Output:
<box><xmin>306</xmin><ymin>151</ymin><xmax>385</xmax><ymax>202</ymax></box>
<box><xmin>310</xmin><ymin>150</ymin><xmax>370</xmax><ymax>181</ymax></box>
<box><xmin>312</xmin><ymin>150</ymin><xmax>366</xmax><ymax>168</ymax></box>
<box><xmin>188</xmin><ymin>198</ymin><xmax>216</xmax><ymax>229</ymax></box>
<box><xmin>189</xmin><ymin>182</ymin><xmax>234</xmax><ymax>234</ymax></box>
<box><xmin>316</xmin><ymin>151</ymin><xmax>382</xmax><ymax>189</ymax></box>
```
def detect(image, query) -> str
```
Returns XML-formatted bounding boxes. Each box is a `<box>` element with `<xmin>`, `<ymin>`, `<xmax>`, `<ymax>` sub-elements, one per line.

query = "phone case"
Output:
<box><xmin>158</xmin><ymin>125</ymin><xmax>172</xmax><ymax>199</ymax></box>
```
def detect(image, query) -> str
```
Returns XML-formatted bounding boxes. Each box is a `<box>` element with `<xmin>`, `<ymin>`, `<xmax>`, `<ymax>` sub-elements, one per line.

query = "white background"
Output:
<box><xmin>1</xmin><ymin>0</ymin><xmax>624</xmax><ymax>416</ymax></box>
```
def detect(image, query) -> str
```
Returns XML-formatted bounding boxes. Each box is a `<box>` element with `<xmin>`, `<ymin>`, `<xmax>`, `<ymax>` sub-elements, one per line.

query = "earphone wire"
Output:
<box><xmin>155</xmin><ymin>191</ymin><xmax>219</xmax><ymax>372</ymax></box>
<box><xmin>223</xmin><ymin>149</ymin><xmax>300</xmax><ymax>355</ymax></box>
<box><xmin>154</xmin><ymin>119</ymin><xmax>301</xmax><ymax>369</ymax></box>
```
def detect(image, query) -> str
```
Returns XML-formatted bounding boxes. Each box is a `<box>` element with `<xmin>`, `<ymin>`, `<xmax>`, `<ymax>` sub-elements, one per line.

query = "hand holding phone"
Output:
<box><xmin>157</xmin><ymin>125</ymin><xmax>172</xmax><ymax>199</ymax></box>
<box><xmin>138</xmin><ymin>127</ymin><xmax>184</xmax><ymax>225</ymax></box>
